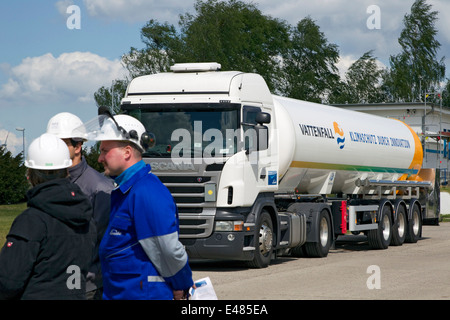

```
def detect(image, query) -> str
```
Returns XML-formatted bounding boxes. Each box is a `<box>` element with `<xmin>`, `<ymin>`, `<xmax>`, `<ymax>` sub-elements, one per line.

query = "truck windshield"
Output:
<box><xmin>123</xmin><ymin>103</ymin><xmax>240</xmax><ymax>158</ymax></box>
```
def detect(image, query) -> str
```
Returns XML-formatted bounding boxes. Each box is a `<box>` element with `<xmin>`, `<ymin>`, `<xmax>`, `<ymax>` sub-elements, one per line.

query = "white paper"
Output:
<box><xmin>189</xmin><ymin>277</ymin><xmax>218</xmax><ymax>300</ymax></box>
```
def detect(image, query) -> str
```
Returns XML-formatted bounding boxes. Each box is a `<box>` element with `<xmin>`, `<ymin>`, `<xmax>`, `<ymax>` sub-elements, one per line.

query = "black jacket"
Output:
<box><xmin>0</xmin><ymin>178</ymin><xmax>96</xmax><ymax>300</ymax></box>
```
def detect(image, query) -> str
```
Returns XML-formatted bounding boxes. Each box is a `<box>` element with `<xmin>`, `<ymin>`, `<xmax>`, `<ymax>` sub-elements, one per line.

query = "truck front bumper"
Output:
<box><xmin>181</xmin><ymin>229</ymin><xmax>255</xmax><ymax>261</ymax></box>
<box><xmin>179</xmin><ymin>207</ymin><xmax>257</xmax><ymax>261</ymax></box>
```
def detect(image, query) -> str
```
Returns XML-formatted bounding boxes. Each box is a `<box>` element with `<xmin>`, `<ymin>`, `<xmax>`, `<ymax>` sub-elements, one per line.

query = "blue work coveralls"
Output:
<box><xmin>99</xmin><ymin>161</ymin><xmax>193</xmax><ymax>300</ymax></box>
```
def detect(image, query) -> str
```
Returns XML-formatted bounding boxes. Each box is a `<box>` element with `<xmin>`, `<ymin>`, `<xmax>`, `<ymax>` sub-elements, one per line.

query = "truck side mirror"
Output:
<box><xmin>256</xmin><ymin>112</ymin><xmax>271</xmax><ymax>124</ymax></box>
<box><xmin>255</xmin><ymin>112</ymin><xmax>270</xmax><ymax>151</ymax></box>
<box><xmin>243</xmin><ymin>112</ymin><xmax>270</xmax><ymax>153</ymax></box>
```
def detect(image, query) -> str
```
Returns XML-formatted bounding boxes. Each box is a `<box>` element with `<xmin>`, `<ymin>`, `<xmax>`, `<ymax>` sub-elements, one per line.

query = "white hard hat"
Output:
<box><xmin>25</xmin><ymin>133</ymin><xmax>72</xmax><ymax>170</ymax></box>
<box><xmin>74</xmin><ymin>109</ymin><xmax>154</xmax><ymax>152</ymax></box>
<box><xmin>46</xmin><ymin>112</ymin><xmax>86</xmax><ymax>140</ymax></box>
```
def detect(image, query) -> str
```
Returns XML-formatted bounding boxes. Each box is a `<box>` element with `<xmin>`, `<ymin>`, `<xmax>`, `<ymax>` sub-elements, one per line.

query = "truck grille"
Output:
<box><xmin>177</xmin><ymin>214</ymin><xmax>215</xmax><ymax>238</ymax></box>
<box><xmin>159</xmin><ymin>176</ymin><xmax>212</xmax><ymax>208</ymax></box>
<box><xmin>158</xmin><ymin>175</ymin><xmax>217</xmax><ymax>238</ymax></box>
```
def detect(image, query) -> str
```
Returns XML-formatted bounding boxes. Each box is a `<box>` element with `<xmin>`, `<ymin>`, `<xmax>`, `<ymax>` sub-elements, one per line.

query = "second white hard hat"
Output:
<box><xmin>25</xmin><ymin>133</ymin><xmax>72</xmax><ymax>170</ymax></box>
<box><xmin>46</xmin><ymin>112</ymin><xmax>86</xmax><ymax>140</ymax></box>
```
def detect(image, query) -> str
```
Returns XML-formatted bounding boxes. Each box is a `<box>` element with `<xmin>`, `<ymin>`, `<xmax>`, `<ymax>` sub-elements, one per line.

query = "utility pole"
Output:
<box><xmin>15</xmin><ymin>127</ymin><xmax>25</xmax><ymax>161</ymax></box>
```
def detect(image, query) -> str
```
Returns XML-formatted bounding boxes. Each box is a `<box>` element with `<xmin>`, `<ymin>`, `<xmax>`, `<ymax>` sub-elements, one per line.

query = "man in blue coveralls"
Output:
<box><xmin>79</xmin><ymin>111</ymin><xmax>194</xmax><ymax>300</ymax></box>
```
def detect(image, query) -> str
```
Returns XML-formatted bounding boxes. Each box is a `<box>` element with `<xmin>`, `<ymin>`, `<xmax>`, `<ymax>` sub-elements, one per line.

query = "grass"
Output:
<box><xmin>0</xmin><ymin>202</ymin><xmax>26</xmax><ymax>248</ymax></box>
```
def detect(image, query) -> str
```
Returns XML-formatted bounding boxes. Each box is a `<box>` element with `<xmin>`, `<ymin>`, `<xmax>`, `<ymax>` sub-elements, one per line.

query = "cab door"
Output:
<box><xmin>242</xmin><ymin>105</ymin><xmax>276</xmax><ymax>191</ymax></box>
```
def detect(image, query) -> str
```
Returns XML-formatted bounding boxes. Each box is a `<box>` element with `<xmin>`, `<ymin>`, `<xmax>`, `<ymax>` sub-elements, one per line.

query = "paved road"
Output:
<box><xmin>190</xmin><ymin>223</ymin><xmax>450</xmax><ymax>300</ymax></box>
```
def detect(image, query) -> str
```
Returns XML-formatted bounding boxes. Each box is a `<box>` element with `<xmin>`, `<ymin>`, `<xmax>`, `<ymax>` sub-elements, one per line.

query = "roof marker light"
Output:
<box><xmin>170</xmin><ymin>62</ymin><xmax>221</xmax><ymax>73</ymax></box>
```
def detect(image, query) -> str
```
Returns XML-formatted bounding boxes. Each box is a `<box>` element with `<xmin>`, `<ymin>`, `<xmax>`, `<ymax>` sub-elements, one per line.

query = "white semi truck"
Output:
<box><xmin>120</xmin><ymin>62</ymin><xmax>439</xmax><ymax>268</ymax></box>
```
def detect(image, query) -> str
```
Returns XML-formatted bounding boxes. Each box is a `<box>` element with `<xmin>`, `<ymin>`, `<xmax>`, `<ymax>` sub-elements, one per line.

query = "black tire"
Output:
<box><xmin>391</xmin><ymin>204</ymin><xmax>407</xmax><ymax>246</ymax></box>
<box><xmin>248</xmin><ymin>211</ymin><xmax>273</xmax><ymax>268</ymax></box>
<box><xmin>368</xmin><ymin>205</ymin><xmax>392</xmax><ymax>249</ymax></box>
<box><xmin>303</xmin><ymin>210</ymin><xmax>331</xmax><ymax>258</ymax></box>
<box><xmin>290</xmin><ymin>245</ymin><xmax>306</xmax><ymax>257</ymax></box>
<box><xmin>405</xmin><ymin>204</ymin><xmax>422</xmax><ymax>243</ymax></box>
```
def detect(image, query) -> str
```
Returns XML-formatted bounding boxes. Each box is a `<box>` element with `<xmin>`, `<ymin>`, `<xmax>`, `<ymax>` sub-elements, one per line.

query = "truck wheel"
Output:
<box><xmin>391</xmin><ymin>205</ymin><xmax>406</xmax><ymax>246</ymax></box>
<box><xmin>368</xmin><ymin>205</ymin><xmax>392</xmax><ymax>249</ymax></box>
<box><xmin>405</xmin><ymin>204</ymin><xmax>422</xmax><ymax>243</ymax></box>
<box><xmin>248</xmin><ymin>211</ymin><xmax>273</xmax><ymax>268</ymax></box>
<box><xmin>303</xmin><ymin>210</ymin><xmax>331</xmax><ymax>258</ymax></box>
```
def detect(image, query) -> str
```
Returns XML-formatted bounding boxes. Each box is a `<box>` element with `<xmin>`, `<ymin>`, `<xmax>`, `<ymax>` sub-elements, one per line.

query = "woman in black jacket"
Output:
<box><xmin>0</xmin><ymin>133</ymin><xmax>97</xmax><ymax>300</ymax></box>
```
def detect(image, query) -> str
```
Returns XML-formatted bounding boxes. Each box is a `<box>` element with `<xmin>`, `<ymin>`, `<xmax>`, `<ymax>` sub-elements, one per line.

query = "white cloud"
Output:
<box><xmin>0</xmin><ymin>52</ymin><xmax>127</xmax><ymax>106</ymax></box>
<box><xmin>83</xmin><ymin>0</ymin><xmax>195</xmax><ymax>24</ymax></box>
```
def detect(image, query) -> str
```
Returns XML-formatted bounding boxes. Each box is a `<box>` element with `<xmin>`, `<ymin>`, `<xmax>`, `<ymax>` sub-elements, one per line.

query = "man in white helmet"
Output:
<box><xmin>0</xmin><ymin>133</ymin><xmax>97</xmax><ymax>299</ymax></box>
<box><xmin>46</xmin><ymin>112</ymin><xmax>114</xmax><ymax>299</ymax></box>
<box><xmin>80</xmin><ymin>109</ymin><xmax>193</xmax><ymax>300</ymax></box>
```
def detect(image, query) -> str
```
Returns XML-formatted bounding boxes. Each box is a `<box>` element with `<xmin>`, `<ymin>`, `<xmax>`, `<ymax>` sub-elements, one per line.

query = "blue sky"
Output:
<box><xmin>1</xmin><ymin>0</ymin><xmax>449</xmax><ymax>156</ymax></box>
<box><xmin>1</xmin><ymin>2</ymin><xmax>138</xmax><ymax>65</ymax></box>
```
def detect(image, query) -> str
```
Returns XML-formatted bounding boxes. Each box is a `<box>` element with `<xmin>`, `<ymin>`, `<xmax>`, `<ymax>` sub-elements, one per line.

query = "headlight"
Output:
<box><xmin>215</xmin><ymin>221</ymin><xmax>244</xmax><ymax>232</ymax></box>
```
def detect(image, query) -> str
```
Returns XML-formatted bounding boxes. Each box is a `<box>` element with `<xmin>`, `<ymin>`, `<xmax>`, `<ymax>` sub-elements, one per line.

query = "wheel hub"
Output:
<box><xmin>259</xmin><ymin>224</ymin><xmax>273</xmax><ymax>255</ymax></box>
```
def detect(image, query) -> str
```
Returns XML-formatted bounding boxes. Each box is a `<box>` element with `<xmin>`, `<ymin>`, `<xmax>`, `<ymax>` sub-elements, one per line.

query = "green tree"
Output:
<box><xmin>122</xmin><ymin>0</ymin><xmax>290</xmax><ymax>92</ymax></box>
<box><xmin>281</xmin><ymin>16</ymin><xmax>340</xmax><ymax>103</ymax></box>
<box><xmin>0</xmin><ymin>147</ymin><xmax>28</xmax><ymax>204</ymax></box>
<box><xmin>178</xmin><ymin>0</ymin><xmax>290</xmax><ymax>91</ymax></box>
<box><xmin>122</xmin><ymin>19</ymin><xmax>179</xmax><ymax>78</ymax></box>
<box><xmin>94</xmin><ymin>79</ymin><xmax>128</xmax><ymax>114</ymax></box>
<box><xmin>442</xmin><ymin>79</ymin><xmax>450</xmax><ymax>108</ymax></box>
<box><xmin>384</xmin><ymin>0</ymin><xmax>445</xmax><ymax>102</ymax></box>
<box><xmin>331</xmin><ymin>51</ymin><xmax>383</xmax><ymax>104</ymax></box>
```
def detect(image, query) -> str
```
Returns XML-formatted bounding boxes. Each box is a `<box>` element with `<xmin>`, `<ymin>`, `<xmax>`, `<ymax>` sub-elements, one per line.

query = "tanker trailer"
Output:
<box><xmin>118</xmin><ymin>62</ymin><xmax>437</xmax><ymax>268</ymax></box>
<box><xmin>272</xmin><ymin>95</ymin><xmax>431</xmax><ymax>254</ymax></box>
